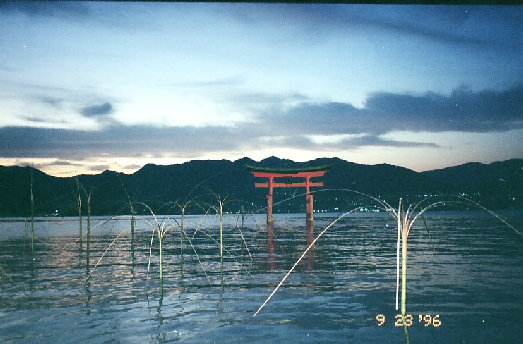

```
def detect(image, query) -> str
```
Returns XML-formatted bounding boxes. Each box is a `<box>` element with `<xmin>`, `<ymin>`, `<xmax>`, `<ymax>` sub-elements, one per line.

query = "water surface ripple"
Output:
<box><xmin>0</xmin><ymin>212</ymin><xmax>521</xmax><ymax>343</ymax></box>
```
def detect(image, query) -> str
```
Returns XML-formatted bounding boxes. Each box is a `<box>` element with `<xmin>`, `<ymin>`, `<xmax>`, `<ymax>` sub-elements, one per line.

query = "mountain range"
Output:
<box><xmin>0</xmin><ymin>157</ymin><xmax>521</xmax><ymax>217</ymax></box>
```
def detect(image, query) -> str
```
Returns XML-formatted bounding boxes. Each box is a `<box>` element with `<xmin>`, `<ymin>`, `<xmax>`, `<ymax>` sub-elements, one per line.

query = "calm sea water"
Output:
<box><xmin>0</xmin><ymin>211</ymin><xmax>521</xmax><ymax>343</ymax></box>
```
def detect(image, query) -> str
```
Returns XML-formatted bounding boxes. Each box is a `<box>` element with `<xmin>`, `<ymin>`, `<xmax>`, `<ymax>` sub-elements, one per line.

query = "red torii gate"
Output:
<box><xmin>247</xmin><ymin>165</ymin><xmax>330</xmax><ymax>223</ymax></box>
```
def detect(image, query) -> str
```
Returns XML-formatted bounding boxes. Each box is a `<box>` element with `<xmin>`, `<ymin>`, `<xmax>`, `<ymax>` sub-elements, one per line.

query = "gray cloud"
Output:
<box><xmin>341</xmin><ymin>135</ymin><xmax>439</xmax><ymax>149</ymax></box>
<box><xmin>39</xmin><ymin>96</ymin><xmax>63</xmax><ymax>107</ymax></box>
<box><xmin>80</xmin><ymin>102</ymin><xmax>114</xmax><ymax>117</ymax></box>
<box><xmin>0</xmin><ymin>125</ymin><xmax>242</xmax><ymax>160</ymax></box>
<box><xmin>122</xmin><ymin>163</ymin><xmax>143</xmax><ymax>171</ymax></box>
<box><xmin>87</xmin><ymin>164</ymin><xmax>112</xmax><ymax>172</ymax></box>
<box><xmin>0</xmin><ymin>123</ymin><xmax>437</xmax><ymax>162</ymax></box>
<box><xmin>219</xmin><ymin>4</ymin><xmax>520</xmax><ymax>50</ymax></box>
<box><xmin>0</xmin><ymin>64</ymin><xmax>15</xmax><ymax>72</ymax></box>
<box><xmin>262</xmin><ymin>84</ymin><xmax>523</xmax><ymax>136</ymax></box>
<box><xmin>30</xmin><ymin>159</ymin><xmax>79</xmax><ymax>171</ymax></box>
<box><xmin>3</xmin><ymin>3</ymin><xmax>520</xmax><ymax>54</ymax></box>
<box><xmin>175</xmin><ymin>76</ymin><xmax>245</xmax><ymax>88</ymax></box>
<box><xmin>264</xmin><ymin>102</ymin><xmax>363</xmax><ymax>135</ymax></box>
<box><xmin>0</xmin><ymin>1</ymin><xmax>90</xmax><ymax>18</ymax></box>
<box><xmin>257</xmin><ymin>134</ymin><xmax>438</xmax><ymax>151</ymax></box>
<box><xmin>0</xmin><ymin>84</ymin><xmax>519</xmax><ymax>162</ymax></box>
<box><xmin>260</xmin><ymin>135</ymin><xmax>316</xmax><ymax>150</ymax></box>
<box><xmin>364</xmin><ymin>84</ymin><xmax>523</xmax><ymax>132</ymax></box>
<box><xmin>356</xmin><ymin>7</ymin><xmax>491</xmax><ymax>48</ymax></box>
<box><xmin>50</xmin><ymin>160</ymin><xmax>78</xmax><ymax>166</ymax></box>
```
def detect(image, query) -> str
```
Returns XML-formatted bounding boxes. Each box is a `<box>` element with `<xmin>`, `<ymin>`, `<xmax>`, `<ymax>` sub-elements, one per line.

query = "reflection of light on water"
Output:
<box><xmin>0</xmin><ymin>212</ymin><xmax>521</xmax><ymax>343</ymax></box>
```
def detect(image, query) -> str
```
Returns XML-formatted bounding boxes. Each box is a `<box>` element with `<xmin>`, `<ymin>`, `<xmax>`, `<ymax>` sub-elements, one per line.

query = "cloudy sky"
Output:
<box><xmin>0</xmin><ymin>2</ymin><xmax>521</xmax><ymax>177</ymax></box>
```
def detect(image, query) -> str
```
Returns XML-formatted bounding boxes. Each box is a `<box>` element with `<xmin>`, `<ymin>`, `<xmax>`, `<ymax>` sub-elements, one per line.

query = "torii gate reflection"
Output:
<box><xmin>247</xmin><ymin>166</ymin><xmax>330</xmax><ymax>224</ymax></box>
<box><xmin>248</xmin><ymin>165</ymin><xmax>329</xmax><ymax>270</ymax></box>
<box><xmin>266</xmin><ymin>221</ymin><xmax>315</xmax><ymax>271</ymax></box>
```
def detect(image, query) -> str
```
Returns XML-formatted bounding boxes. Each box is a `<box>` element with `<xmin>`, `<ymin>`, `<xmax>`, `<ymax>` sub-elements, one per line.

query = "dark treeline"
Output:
<box><xmin>0</xmin><ymin>156</ymin><xmax>521</xmax><ymax>217</ymax></box>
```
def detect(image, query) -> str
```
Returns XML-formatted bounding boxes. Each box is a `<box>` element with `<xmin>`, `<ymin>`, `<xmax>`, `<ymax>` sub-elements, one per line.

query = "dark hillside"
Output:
<box><xmin>422</xmin><ymin>159</ymin><xmax>523</xmax><ymax>208</ymax></box>
<box><xmin>0</xmin><ymin>157</ymin><xmax>521</xmax><ymax>217</ymax></box>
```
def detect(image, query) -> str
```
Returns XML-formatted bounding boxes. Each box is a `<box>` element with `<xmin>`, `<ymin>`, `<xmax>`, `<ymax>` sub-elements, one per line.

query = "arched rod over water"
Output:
<box><xmin>253</xmin><ymin>189</ymin><xmax>521</xmax><ymax>317</ymax></box>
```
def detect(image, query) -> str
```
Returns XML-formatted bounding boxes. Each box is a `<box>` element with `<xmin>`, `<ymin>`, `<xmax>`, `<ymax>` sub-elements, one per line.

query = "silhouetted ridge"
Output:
<box><xmin>0</xmin><ymin>157</ymin><xmax>520</xmax><ymax>217</ymax></box>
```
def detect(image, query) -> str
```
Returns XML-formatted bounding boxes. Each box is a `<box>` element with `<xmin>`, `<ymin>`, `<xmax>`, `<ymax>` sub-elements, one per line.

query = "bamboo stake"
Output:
<box><xmin>219</xmin><ymin>200</ymin><xmax>223</xmax><ymax>266</ymax></box>
<box><xmin>158</xmin><ymin>230</ymin><xmax>163</xmax><ymax>280</ymax></box>
<box><xmin>401</xmin><ymin>215</ymin><xmax>408</xmax><ymax>316</ymax></box>
<box><xmin>77</xmin><ymin>179</ymin><xmax>83</xmax><ymax>251</ymax></box>
<box><xmin>180</xmin><ymin>206</ymin><xmax>184</xmax><ymax>257</ymax></box>
<box><xmin>180</xmin><ymin>205</ymin><xmax>185</xmax><ymax>277</ymax></box>
<box><xmin>30</xmin><ymin>169</ymin><xmax>35</xmax><ymax>253</ymax></box>
<box><xmin>86</xmin><ymin>190</ymin><xmax>91</xmax><ymax>267</ymax></box>
<box><xmin>130</xmin><ymin>203</ymin><xmax>135</xmax><ymax>249</ymax></box>
<box><xmin>395</xmin><ymin>199</ymin><xmax>401</xmax><ymax>311</ymax></box>
<box><xmin>23</xmin><ymin>218</ymin><xmax>28</xmax><ymax>241</ymax></box>
<box><xmin>177</xmin><ymin>201</ymin><xmax>191</xmax><ymax>258</ymax></box>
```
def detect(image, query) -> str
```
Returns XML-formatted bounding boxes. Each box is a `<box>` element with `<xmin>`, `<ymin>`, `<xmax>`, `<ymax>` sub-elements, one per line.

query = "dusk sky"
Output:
<box><xmin>0</xmin><ymin>2</ymin><xmax>521</xmax><ymax>177</ymax></box>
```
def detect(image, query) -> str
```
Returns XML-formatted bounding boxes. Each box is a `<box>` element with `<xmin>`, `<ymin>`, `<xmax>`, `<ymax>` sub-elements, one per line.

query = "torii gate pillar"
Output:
<box><xmin>305</xmin><ymin>175</ymin><xmax>314</xmax><ymax>222</ymax></box>
<box><xmin>267</xmin><ymin>176</ymin><xmax>274</xmax><ymax>223</ymax></box>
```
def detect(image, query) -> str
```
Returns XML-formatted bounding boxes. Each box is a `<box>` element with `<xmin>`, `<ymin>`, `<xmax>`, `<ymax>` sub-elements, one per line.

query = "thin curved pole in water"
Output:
<box><xmin>253</xmin><ymin>190</ymin><xmax>520</xmax><ymax>319</ymax></box>
<box><xmin>396</xmin><ymin>199</ymin><xmax>401</xmax><ymax>311</ymax></box>
<box><xmin>253</xmin><ymin>207</ymin><xmax>361</xmax><ymax>317</ymax></box>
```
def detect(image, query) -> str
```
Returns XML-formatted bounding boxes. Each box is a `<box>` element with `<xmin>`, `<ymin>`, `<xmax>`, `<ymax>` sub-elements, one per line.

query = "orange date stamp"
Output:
<box><xmin>376</xmin><ymin>314</ymin><xmax>441</xmax><ymax>327</ymax></box>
